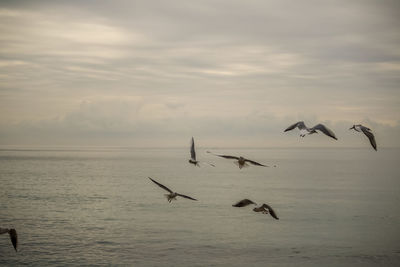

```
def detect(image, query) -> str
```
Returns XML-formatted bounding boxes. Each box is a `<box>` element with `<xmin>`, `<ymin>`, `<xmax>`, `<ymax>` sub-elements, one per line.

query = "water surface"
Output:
<box><xmin>1</xmin><ymin>148</ymin><xmax>399</xmax><ymax>266</ymax></box>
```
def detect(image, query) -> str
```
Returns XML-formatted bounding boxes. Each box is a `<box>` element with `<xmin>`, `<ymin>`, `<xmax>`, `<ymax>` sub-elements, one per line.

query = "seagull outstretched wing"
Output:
<box><xmin>213</xmin><ymin>154</ymin><xmax>240</xmax><ymax>160</ymax></box>
<box><xmin>190</xmin><ymin>137</ymin><xmax>196</xmax><ymax>161</ymax></box>
<box><xmin>312</xmin><ymin>124</ymin><xmax>337</xmax><ymax>140</ymax></box>
<box><xmin>245</xmin><ymin>159</ymin><xmax>268</xmax><ymax>167</ymax></box>
<box><xmin>0</xmin><ymin>228</ymin><xmax>18</xmax><ymax>251</ymax></box>
<box><xmin>9</xmin><ymin>229</ymin><xmax>17</xmax><ymax>251</ymax></box>
<box><xmin>177</xmin><ymin>193</ymin><xmax>197</xmax><ymax>201</ymax></box>
<box><xmin>284</xmin><ymin>121</ymin><xmax>307</xmax><ymax>132</ymax></box>
<box><xmin>361</xmin><ymin>126</ymin><xmax>377</xmax><ymax>151</ymax></box>
<box><xmin>148</xmin><ymin>177</ymin><xmax>173</xmax><ymax>193</ymax></box>
<box><xmin>261</xmin><ymin>204</ymin><xmax>279</xmax><ymax>220</ymax></box>
<box><xmin>233</xmin><ymin>199</ymin><xmax>257</xmax><ymax>207</ymax></box>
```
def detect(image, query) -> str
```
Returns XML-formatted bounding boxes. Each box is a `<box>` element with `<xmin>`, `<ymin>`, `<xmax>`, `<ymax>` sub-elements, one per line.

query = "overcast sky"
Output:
<box><xmin>0</xmin><ymin>0</ymin><xmax>399</xmax><ymax>148</ymax></box>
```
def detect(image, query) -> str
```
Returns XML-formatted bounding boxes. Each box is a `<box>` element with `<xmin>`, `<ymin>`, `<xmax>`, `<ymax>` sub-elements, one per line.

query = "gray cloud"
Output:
<box><xmin>0</xmin><ymin>0</ymin><xmax>399</xmax><ymax>147</ymax></box>
<box><xmin>0</xmin><ymin>98</ymin><xmax>398</xmax><ymax>148</ymax></box>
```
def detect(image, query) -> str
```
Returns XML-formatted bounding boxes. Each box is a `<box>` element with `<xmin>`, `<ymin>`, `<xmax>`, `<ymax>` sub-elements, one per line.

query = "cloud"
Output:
<box><xmin>0</xmin><ymin>97</ymin><xmax>399</xmax><ymax>148</ymax></box>
<box><xmin>0</xmin><ymin>1</ymin><xmax>399</xmax><ymax>147</ymax></box>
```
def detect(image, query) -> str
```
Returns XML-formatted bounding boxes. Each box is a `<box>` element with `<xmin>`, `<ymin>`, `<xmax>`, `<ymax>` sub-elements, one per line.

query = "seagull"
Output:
<box><xmin>349</xmin><ymin>124</ymin><xmax>377</xmax><ymax>150</ymax></box>
<box><xmin>232</xmin><ymin>199</ymin><xmax>279</xmax><ymax>220</ymax></box>
<box><xmin>148</xmin><ymin>177</ymin><xmax>197</xmax><ymax>202</ymax></box>
<box><xmin>0</xmin><ymin>228</ymin><xmax>18</xmax><ymax>252</ymax></box>
<box><xmin>189</xmin><ymin>137</ymin><xmax>199</xmax><ymax>166</ymax></box>
<box><xmin>284</xmin><ymin>121</ymin><xmax>338</xmax><ymax>140</ymax></box>
<box><xmin>207</xmin><ymin>151</ymin><xmax>269</xmax><ymax>169</ymax></box>
<box><xmin>188</xmin><ymin>137</ymin><xmax>215</xmax><ymax>167</ymax></box>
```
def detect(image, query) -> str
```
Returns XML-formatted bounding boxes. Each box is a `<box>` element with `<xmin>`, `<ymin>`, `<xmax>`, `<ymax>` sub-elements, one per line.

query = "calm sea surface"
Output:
<box><xmin>1</xmin><ymin>147</ymin><xmax>400</xmax><ymax>266</ymax></box>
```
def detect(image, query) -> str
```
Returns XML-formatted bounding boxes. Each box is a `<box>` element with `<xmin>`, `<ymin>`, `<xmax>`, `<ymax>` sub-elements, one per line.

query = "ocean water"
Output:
<box><xmin>1</xmin><ymin>147</ymin><xmax>400</xmax><ymax>266</ymax></box>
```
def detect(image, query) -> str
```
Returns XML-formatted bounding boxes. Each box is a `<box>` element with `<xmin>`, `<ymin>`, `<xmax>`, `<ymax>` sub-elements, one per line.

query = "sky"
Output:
<box><xmin>0</xmin><ymin>0</ymin><xmax>399</xmax><ymax>148</ymax></box>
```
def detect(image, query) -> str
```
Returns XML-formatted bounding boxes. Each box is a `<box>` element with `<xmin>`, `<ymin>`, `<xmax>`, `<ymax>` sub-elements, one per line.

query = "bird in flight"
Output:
<box><xmin>189</xmin><ymin>137</ymin><xmax>199</xmax><ymax>166</ymax></box>
<box><xmin>349</xmin><ymin>124</ymin><xmax>377</xmax><ymax>150</ymax></box>
<box><xmin>207</xmin><ymin>151</ymin><xmax>269</xmax><ymax>169</ymax></box>
<box><xmin>148</xmin><ymin>177</ymin><xmax>197</xmax><ymax>202</ymax></box>
<box><xmin>232</xmin><ymin>199</ymin><xmax>279</xmax><ymax>220</ymax></box>
<box><xmin>284</xmin><ymin>121</ymin><xmax>338</xmax><ymax>140</ymax></box>
<box><xmin>0</xmin><ymin>227</ymin><xmax>18</xmax><ymax>252</ymax></box>
<box><xmin>188</xmin><ymin>137</ymin><xmax>215</xmax><ymax>167</ymax></box>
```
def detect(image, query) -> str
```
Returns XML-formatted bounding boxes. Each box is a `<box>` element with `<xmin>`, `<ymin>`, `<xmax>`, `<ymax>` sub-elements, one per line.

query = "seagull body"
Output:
<box><xmin>349</xmin><ymin>124</ymin><xmax>377</xmax><ymax>150</ymax></box>
<box><xmin>0</xmin><ymin>227</ymin><xmax>17</xmax><ymax>251</ymax></box>
<box><xmin>148</xmin><ymin>177</ymin><xmax>197</xmax><ymax>202</ymax></box>
<box><xmin>208</xmin><ymin>152</ymin><xmax>268</xmax><ymax>169</ymax></box>
<box><xmin>284</xmin><ymin>121</ymin><xmax>337</xmax><ymax>140</ymax></box>
<box><xmin>232</xmin><ymin>199</ymin><xmax>279</xmax><ymax>220</ymax></box>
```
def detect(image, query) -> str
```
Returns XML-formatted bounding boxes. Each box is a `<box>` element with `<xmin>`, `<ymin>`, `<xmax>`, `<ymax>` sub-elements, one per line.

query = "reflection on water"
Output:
<box><xmin>1</xmin><ymin>148</ymin><xmax>400</xmax><ymax>266</ymax></box>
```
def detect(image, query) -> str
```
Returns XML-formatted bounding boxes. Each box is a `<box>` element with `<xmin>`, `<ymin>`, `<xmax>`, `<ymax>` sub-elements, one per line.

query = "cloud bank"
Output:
<box><xmin>0</xmin><ymin>0</ymin><xmax>399</xmax><ymax>147</ymax></box>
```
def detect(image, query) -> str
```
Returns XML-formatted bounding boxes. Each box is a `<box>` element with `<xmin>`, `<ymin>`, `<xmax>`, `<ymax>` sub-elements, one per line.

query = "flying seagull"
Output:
<box><xmin>207</xmin><ymin>151</ymin><xmax>269</xmax><ymax>169</ymax></box>
<box><xmin>284</xmin><ymin>121</ymin><xmax>337</xmax><ymax>140</ymax></box>
<box><xmin>0</xmin><ymin>228</ymin><xmax>18</xmax><ymax>252</ymax></box>
<box><xmin>188</xmin><ymin>137</ymin><xmax>215</xmax><ymax>167</ymax></box>
<box><xmin>148</xmin><ymin>177</ymin><xmax>197</xmax><ymax>202</ymax></box>
<box><xmin>349</xmin><ymin>124</ymin><xmax>377</xmax><ymax>151</ymax></box>
<box><xmin>232</xmin><ymin>199</ymin><xmax>279</xmax><ymax>220</ymax></box>
<box><xmin>189</xmin><ymin>137</ymin><xmax>199</xmax><ymax>166</ymax></box>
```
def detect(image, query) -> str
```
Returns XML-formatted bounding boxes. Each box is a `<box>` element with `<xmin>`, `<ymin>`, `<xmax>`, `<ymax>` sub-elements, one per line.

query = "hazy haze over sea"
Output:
<box><xmin>1</xmin><ymin>147</ymin><xmax>399</xmax><ymax>266</ymax></box>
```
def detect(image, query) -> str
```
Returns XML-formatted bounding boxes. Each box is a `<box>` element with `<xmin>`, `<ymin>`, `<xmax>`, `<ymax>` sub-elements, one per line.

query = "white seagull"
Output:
<box><xmin>232</xmin><ymin>199</ymin><xmax>279</xmax><ymax>220</ymax></box>
<box><xmin>349</xmin><ymin>124</ymin><xmax>377</xmax><ymax>151</ymax></box>
<box><xmin>0</xmin><ymin>227</ymin><xmax>18</xmax><ymax>252</ymax></box>
<box><xmin>284</xmin><ymin>121</ymin><xmax>337</xmax><ymax>140</ymax></box>
<box><xmin>148</xmin><ymin>177</ymin><xmax>197</xmax><ymax>202</ymax></box>
<box><xmin>207</xmin><ymin>152</ymin><xmax>269</xmax><ymax>169</ymax></box>
<box><xmin>188</xmin><ymin>137</ymin><xmax>215</xmax><ymax>167</ymax></box>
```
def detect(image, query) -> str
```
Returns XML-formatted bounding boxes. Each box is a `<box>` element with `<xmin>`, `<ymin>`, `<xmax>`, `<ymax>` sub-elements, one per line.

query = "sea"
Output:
<box><xmin>1</xmin><ymin>147</ymin><xmax>399</xmax><ymax>266</ymax></box>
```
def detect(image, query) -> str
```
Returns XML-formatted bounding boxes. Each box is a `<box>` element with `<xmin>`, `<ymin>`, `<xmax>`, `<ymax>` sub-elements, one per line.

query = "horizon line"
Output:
<box><xmin>0</xmin><ymin>145</ymin><xmax>397</xmax><ymax>151</ymax></box>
